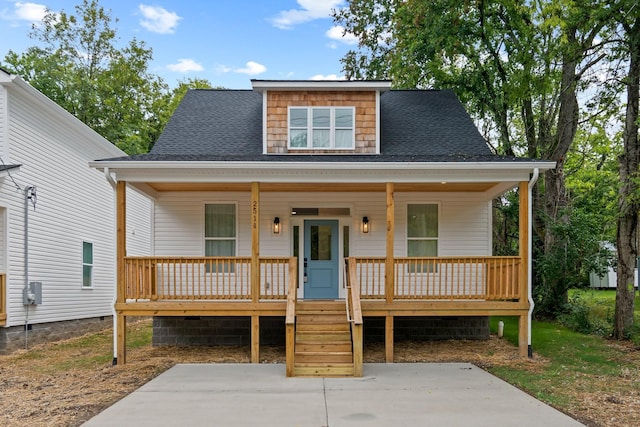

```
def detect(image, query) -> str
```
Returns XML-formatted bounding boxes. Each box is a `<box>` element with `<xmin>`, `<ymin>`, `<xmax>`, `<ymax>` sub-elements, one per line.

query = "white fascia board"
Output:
<box><xmin>251</xmin><ymin>80</ymin><xmax>392</xmax><ymax>92</ymax></box>
<box><xmin>90</xmin><ymin>160</ymin><xmax>556</xmax><ymax>184</ymax></box>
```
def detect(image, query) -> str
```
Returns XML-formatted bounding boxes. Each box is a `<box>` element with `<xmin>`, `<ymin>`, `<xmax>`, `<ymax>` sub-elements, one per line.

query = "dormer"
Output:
<box><xmin>251</xmin><ymin>80</ymin><xmax>392</xmax><ymax>155</ymax></box>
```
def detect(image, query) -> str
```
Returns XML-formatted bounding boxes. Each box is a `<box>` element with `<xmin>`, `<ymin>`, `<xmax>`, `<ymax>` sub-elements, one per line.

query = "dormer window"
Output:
<box><xmin>289</xmin><ymin>107</ymin><xmax>355</xmax><ymax>149</ymax></box>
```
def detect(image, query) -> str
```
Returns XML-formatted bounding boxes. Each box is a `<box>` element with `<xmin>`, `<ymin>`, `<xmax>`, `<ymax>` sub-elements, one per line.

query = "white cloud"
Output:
<box><xmin>1</xmin><ymin>2</ymin><xmax>47</xmax><ymax>23</ymax></box>
<box><xmin>235</xmin><ymin>61</ymin><xmax>267</xmax><ymax>76</ymax></box>
<box><xmin>270</xmin><ymin>0</ymin><xmax>343</xmax><ymax>30</ymax></box>
<box><xmin>139</xmin><ymin>4</ymin><xmax>181</xmax><ymax>34</ymax></box>
<box><xmin>167</xmin><ymin>59</ymin><xmax>204</xmax><ymax>73</ymax></box>
<box><xmin>326</xmin><ymin>25</ymin><xmax>358</xmax><ymax>46</ymax></box>
<box><xmin>15</xmin><ymin>2</ymin><xmax>46</xmax><ymax>21</ymax></box>
<box><xmin>310</xmin><ymin>74</ymin><xmax>345</xmax><ymax>80</ymax></box>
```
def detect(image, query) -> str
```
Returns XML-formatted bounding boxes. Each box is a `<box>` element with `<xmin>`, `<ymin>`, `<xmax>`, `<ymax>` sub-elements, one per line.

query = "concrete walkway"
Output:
<box><xmin>82</xmin><ymin>363</ymin><xmax>584</xmax><ymax>427</ymax></box>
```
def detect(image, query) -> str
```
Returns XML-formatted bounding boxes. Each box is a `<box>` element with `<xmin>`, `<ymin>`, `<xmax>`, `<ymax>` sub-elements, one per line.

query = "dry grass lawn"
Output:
<box><xmin>0</xmin><ymin>318</ymin><xmax>637</xmax><ymax>427</ymax></box>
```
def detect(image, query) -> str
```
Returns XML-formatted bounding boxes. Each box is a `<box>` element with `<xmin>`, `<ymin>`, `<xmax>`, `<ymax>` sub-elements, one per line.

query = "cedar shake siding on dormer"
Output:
<box><xmin>265</xmin><ymin>91</ymin><xmax>377</xmax><ymax>154</ymax></box>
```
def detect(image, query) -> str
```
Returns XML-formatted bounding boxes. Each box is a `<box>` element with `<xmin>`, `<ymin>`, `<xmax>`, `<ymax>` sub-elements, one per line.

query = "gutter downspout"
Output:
<box><xmin>527</xmin><ymin>168</ymin><xmax>539</xmax><ymax>358</ymax></box>
<box><xmin>104</xmin><ymin>168</ymin><xmax>118</xmax><ymax>365</ymax></box>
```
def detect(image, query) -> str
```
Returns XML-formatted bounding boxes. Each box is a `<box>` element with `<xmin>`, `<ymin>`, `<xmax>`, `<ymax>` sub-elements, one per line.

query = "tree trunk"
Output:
<box><xmin>535</xmin><ymin>35</ymin><xmax>579</xmax><ymax>316</ymax></box>
<box><xmin>614</xmin><ymin>16</ymin><xmax>640</xmax><ymax>340</ymax></box>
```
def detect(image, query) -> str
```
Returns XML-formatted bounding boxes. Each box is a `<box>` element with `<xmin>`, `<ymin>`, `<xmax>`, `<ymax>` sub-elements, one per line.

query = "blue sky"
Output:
<box><xmin>0</xmin><ymin>0</ymin><xmax>358</xmax><ymax>89</ymax></box>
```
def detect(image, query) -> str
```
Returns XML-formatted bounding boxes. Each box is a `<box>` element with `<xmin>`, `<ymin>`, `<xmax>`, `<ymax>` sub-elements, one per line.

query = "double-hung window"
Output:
<box><xmin>204</xmin><ymin>204</ymin><xmax>237</xmax><ymax>257</ymax></box>
<box><xmin>289</xmin><ymin>107</ymin><xmax>354</xmax><ymax>149</ymax></box>
<box><xmin>205</xmin><ymin>204</ymin><xmax>237</xmax><ymax>273</ymax></box>
<box><xmin>82</xmin><ymin>241</ymin><xmax>93</xmax><ymax>288</ymax></box>
<box><xmin>407</xmin><ymin>204</ymin><xmax>438</xmax><ymax>272</ymax></box>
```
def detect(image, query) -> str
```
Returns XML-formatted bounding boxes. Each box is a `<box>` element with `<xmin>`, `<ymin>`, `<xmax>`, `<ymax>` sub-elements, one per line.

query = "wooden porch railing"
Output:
<box><xmin>350</xmin><ymin>256</ymin><xmax>522</xmax><ymax>301</ymax></box>
<box><xmin>285</xmin><ymin>261</ymin><xmax>298</xmax><ymax>377</ymax></box>
<box><xmin>346</xmin><ymin>258</ymin><xmax>363</xmax><ymax>377</ymax></box>
<box><xmin>0</xmin><ymin>273</ymin><xmax>6</xmax><ymax>326</ymax></box>
<box><xmin>123</xmin><ymin>257</ymin><xmax>295</xmax><ymax>301</ymax></box>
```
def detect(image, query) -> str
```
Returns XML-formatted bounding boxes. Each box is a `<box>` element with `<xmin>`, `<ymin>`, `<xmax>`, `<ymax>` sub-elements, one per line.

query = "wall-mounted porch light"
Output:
<box><xmin>273</xmin><ymin>217</ymin><xmax>281</xmax><ymax>234</ymax></box>
<box><xmin>362</xmin><ymin>216</ymin><xmax>369</xmax><ymax>234</ymax></box>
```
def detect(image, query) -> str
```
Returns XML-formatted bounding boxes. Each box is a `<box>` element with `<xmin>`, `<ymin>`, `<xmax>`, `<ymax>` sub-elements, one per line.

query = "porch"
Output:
<box><xmin>112</xmin><ymin>179</ymin><xmax>532</xmax><ymax>374</ymax></box>
<box><xmin>116</xmin><ymin>254</ymin><xmax>528</xmax><ymax>375</ymax></box>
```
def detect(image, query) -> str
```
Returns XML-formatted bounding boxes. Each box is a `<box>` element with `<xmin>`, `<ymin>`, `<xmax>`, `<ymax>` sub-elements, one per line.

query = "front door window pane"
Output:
<box><xmin>311</xmin><ymin>225</ymin><xmax>332</xmax><ymax>261</ymax></box>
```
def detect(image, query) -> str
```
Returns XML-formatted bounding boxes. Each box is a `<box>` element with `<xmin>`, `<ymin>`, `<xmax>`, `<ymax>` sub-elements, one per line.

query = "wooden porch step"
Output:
<box><xmin>291</xmin><ymin>300</ymin><xmax>355</xmax><ymax>377</ymax></box>
<box><xmin>296</xmin><ymin>331</ymin><xmax>351</xmax><ymax>342</ymax></box>
<box><xmin>296</xmin><ymin>314</ymin><xmax>348</xmax><ymax>324</ymax></box>
<box><xmin>296</xmin><ymin>342</ymin><xmax>353</xmax><ymax>352</ymax></box>
<box><xmin>293</xmin><ymin>363</ymin><xmax>355</xmax><ymax>377</ymax></box>
<box><xmin>296</xmin><ymin>322</ymin><xmax>350</xmax><ymax>332</ymax></box>
<box><xmin>295</xmin><ymin>351</ymin><xmax>353</xmax><ymax>364</ymax></box>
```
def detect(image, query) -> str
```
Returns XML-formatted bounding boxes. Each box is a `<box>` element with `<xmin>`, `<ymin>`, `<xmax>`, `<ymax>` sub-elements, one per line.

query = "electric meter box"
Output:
<box><xmin>23</xmin><ymin>281</ymin><xmax>42</xmax><ymax>305</ymax></box>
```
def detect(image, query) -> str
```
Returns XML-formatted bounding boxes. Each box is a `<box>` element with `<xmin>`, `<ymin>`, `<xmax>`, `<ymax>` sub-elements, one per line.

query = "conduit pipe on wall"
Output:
<box><xmin>527</xmin><ymin>168</ymin><xmax>539</xmax><ymax>358</ymax></box>
<box><xmin>104</xmin><ymin>168</ymin><xmax>118</xmax><ymax>365</ymax></box>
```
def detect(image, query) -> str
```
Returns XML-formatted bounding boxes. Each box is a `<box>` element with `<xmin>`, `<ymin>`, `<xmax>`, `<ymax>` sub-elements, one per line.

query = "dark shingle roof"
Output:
<box><xmin>151</xmin><ymin>90</ymin><xmax>262</xmax><ymax>156</ymax></box>
<box><xmin>380</xmin><ymin>90</ymin><xmax>492</xmax><ymax>156</ymax></box>
<box><xmin>112</xmin><ymin>88</ymin><xmax>514</xmax><ymax>163</ymax></box>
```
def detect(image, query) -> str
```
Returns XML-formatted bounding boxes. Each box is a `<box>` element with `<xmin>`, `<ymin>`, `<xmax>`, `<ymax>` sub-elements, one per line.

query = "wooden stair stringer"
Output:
<box><xmin>292</xmin><ymin>301</ymin><xmax>355</xmax><ymax>377</ymax></box>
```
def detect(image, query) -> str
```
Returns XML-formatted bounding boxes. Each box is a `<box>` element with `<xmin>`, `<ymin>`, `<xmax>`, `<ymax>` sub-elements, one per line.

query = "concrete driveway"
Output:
<box><xmin>82</xmin><ymin>363</ymin><xmax>584</xmax><ymax>427</ymax></box>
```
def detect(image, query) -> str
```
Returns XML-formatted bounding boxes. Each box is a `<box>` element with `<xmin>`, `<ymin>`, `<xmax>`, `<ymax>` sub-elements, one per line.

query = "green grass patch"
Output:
<box><xmin>12</xmin><ymin>319</ymin><xmax>153</xmax><ymax>374</ymax></box>
<box><xmin>489</xmin><ymin>314</ymin><xmax>637</xmax><ymax>410</ymax></box>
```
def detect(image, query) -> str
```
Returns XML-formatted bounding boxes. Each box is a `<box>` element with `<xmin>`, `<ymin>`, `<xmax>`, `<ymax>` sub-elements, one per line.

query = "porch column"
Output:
<box><xmin>251</xmin><ymin>182</ymin><xmax>260</xmax><ymax>303</ymax></box>
<box><xmin>116</xmin><ymin>180</ymin><xmax>127</xmax><ymax>365</ymax></box>
<box><xmin>250</xmin><ymin>183</ymin><xmax>260</xmax><ymax>363</ymax></box>
<box><xmin>518</xmin><ymin>181</ymin><xmax>529</xmax><ymax>357</ymax></box>
<box><xmin>385</xmin><ymin>183</ymin><xmax>395</xmax><ymax>303</ymax></box>
<box><xmin>385</xmin><ymin>183</ymin><xmax>395</xmax><ymax>363</ymax></box>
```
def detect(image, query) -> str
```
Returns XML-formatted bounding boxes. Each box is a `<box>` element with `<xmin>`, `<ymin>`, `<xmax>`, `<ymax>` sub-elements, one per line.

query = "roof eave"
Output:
<box><xmin>90</xmin><ymin>160</ymin><xmax>556</xmax><ymax>171</ymax></box>
<box><xmin>250</xmin><ymin>79</ymin><xmax>392</xmax><ymax>93</ymax></box>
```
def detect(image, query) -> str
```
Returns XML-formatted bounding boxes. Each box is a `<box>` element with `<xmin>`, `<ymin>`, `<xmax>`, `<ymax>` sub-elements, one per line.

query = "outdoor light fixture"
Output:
<box><xmin>362</xmin><ymin>216</ymin><xmax>369</xmax><ymax>233</ymax></box>
<box><xmin>273</xmin><ymin>217</ymin><xmax>280</xmax><ymax>234</ymax></box>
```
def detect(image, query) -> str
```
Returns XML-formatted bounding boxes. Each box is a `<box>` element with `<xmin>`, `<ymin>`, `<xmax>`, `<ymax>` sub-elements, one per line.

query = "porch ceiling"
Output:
<box><xmin>144</xmin><ymin>182</ymin><xmax>500</xmax><ymax>193</ymax></box>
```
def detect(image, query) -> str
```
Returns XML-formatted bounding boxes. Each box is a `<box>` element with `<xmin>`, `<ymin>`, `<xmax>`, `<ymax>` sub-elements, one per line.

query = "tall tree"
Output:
<box><xmin>614</xmin><ymin>4</ymin><xmax>640</xmax><ymax>339</ymax></box>
<box><xmin>334</xmin><ymin>0</ymin><xmax>615</xmax><ymax>316</ymax></box>
<box><xmin>1</xmin><ymin>0</ymin><xmax>169</xmax><ymax>154</ymax></box>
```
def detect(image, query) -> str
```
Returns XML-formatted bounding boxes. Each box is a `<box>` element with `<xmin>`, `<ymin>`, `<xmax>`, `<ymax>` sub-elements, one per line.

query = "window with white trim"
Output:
<box><xmin>82</xmin><ymin>241</ymin><xmax>93</xmax><ymax>288</ymax></box>
<box><xmin>407</xmin><ymin>203</ymin><xmax>438</xmax><ymax>259</ymax></box>
<box><xmin>204</xmin><ymin>204</ymin><xmax>237</xmax><ymax>257</ymax></box>
<box><xmin>289</xmin><ymin>107</ymin><xmax>355</xmax><ymax>149</ymax></box>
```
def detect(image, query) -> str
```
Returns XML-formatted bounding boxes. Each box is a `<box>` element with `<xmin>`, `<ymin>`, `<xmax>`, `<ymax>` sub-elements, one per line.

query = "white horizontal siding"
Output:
<box><xmin>0</xmin><ymin>85</ymin><xmax>7</xmax><ymax>157</ymax></box>
<box><xmin>153</xmin><ymin>191</ymin><xmax>491</xmax><ymax>259</ymax></box>
<box><xmin>394</xmin><ymin>193</ymin><xmax>491</xmax><ymax>257</ymax></box>
<box><xmin>1</xmin><ymin>84</ymin><xmax>150</xmax><ymax>327</ymax></box>
<box><xmin>125</xmin><ymin>188</ymin><xmax>152</xmax><ymax>256</ymax></box>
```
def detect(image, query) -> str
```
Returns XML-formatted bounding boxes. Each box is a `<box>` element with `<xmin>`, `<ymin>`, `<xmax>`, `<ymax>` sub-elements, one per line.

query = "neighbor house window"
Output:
<box><xmin>204</xmin><ymin>204</ymin><xmax>237</xmax><ymax>257</ymax></box>
<box><xmin>289</xmin><ymin>107</ymin><xmax>354</xmax><ymax>149</ymax></box>
<box><xmin>407</xmin><ymin>204</ymin><xmax>438</xmax><ymax>261</ymax></box>
<box><xmin>82</xmin><ymin>241</ymin><xmax>93</xmax><ymax>288</ymax></box>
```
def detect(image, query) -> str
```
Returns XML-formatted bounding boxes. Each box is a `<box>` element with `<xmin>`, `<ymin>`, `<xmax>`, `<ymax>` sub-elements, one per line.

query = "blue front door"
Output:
<box><xmin>304</xmin><ymin>220</ymin><xmax>339</xmax><ymax>299</ymax></box>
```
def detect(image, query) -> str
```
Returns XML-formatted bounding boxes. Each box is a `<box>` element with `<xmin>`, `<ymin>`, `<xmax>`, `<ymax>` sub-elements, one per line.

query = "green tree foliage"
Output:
<box><xmin>613</xmin><ymin>1</ymin><xmax>640</xmax><ymax>339</ymax></box>
<box><xmin>534</xmin><ymin>208</ymin><xmax>611</xmax><ymax>318</ymax></box>
<box><xmin>1</xmin><ymin>0</ymin><xmax>170</xmax><ymax>154</ymax></box>
<box><xmin>334</xmin><ymin>0</ymin><xmax>620</xmax><ymax>319</ymax></box>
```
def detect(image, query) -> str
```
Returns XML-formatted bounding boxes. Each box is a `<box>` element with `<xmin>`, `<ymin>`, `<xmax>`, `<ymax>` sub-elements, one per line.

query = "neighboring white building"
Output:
<box><xmin>0</xmin><ymin>69</ymin><xmax>151</xmax><ymax>353</ymax></box>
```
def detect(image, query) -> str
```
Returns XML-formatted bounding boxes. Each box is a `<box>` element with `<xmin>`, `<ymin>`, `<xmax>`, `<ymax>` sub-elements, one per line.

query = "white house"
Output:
<box><xmin>92</xmin><ymin>80</ymin><xmax>555</xmax><ymax>376</ymax></box>
<box><xmin>0</xmin><ymin>69</ymin><xmax>151</xmax><ymax>353</ymax></box>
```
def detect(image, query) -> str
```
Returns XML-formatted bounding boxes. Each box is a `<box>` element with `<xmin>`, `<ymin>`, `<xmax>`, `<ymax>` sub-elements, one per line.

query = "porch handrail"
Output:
<box><xmin>285</xmin><ymin>257</ymin><xmax>297</xmax><ymax>377</ymax></box>
<box><xmin>0</xmin><ymin>273</ymin><xmax>6</xmax><ymax>325</ymax></box>
<box><xmin>347</xmin><ymin>258</ymin><xmax>363</xmax><ymax>377</ymax></box>
<box><xmin>123</xmin><ymin>256</ymin><xmax>294</xmax><ymax>301</ymax></box>
<box><xmin>349</xmin><ymin>256</ymin><xmax>522</xmax><ymax>302</ymax></box>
